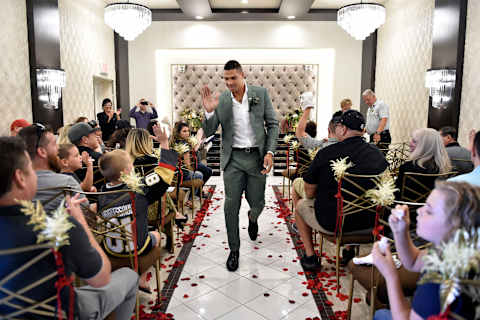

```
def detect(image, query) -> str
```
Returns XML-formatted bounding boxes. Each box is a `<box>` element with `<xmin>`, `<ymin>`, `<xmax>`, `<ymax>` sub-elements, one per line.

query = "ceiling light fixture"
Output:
<box><xmin>104</xmin><ymin>2</ymin><xmax>152</xmax><ymax>41</ymax></box>
<box><xmin>241</xmin><ymin>0</ymin><xmax>248</xmax><ymax>4</ymax></box>
<box><xmin>195</xmin><ymin>16</ymin><xmax>204</xmax><ymax>20</ymax></box>
<box><xmin>287</xmin><ymin>16</ymin><xmax>296</xmax><ymax>19</ymax></box>
<box><xmin>241</xmin><ymin>11</ymin><xmax>248</xmax><ymax>14</ymax></box>
<box><xmin>337</xmin><ymin>2</ymin><xmax>386</xmax><ymax>40</ymax></box>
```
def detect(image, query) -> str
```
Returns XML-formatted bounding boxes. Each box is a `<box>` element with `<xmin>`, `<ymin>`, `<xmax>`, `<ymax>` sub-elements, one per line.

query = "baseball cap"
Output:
<box><xmin>68</xmin><ymin>122</ymin><xmax>96</xmax><ymax>143</ymax></box>
<box><xmin>339</xmin><ymin>110</ymin><xmax>365</xmax><ymax>131</ymax></box>
<box><xmin>10</xmin><ymin>119</ymin><xmax>31</xmax><ymax>131</ymax></box>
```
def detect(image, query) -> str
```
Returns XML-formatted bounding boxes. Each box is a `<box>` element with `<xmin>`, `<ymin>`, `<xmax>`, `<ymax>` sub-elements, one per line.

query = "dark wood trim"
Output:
<box><xmin>427</xmin><ymin>0</ymin><xmax>468</xmax><ymax>130</ymax></box>
<box><xmin>360</xmin><ymin>31</ymin><xmax>377</xmax><ymax>115</ymax></box>
<box><xmin>26</xmin><ymin>0</ymin><xmax>63</xmax><ymax>131</ymax></box>
<box><xmin>151</xmin><ymin>8</ymin><xmax>337</xmax><ymax>21</ymax></box>
<box><xmin>114</xmin><ymin>33</ymin><xmax>130</xmax><ymax>118</ymax></box>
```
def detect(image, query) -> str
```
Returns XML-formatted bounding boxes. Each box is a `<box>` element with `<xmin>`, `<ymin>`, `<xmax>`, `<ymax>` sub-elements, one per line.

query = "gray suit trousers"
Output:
<box><xmin>223</xmin><ymin>149</ymin><xmax>266</xmax><ymax>251</ymax></box>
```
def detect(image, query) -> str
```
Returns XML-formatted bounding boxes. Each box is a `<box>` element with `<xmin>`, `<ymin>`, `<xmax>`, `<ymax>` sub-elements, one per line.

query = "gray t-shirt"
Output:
<box><xmin>298</xmin><ymin>135</ymin><xmax>338</xmax><ymax>150</ymax></box>
<box><xmin>366</xmin><ymin>100</ymin><xmax>390</xmax><ymax>134</ymax></box>
<box><xmin>34</xmin><ymin>170</ymin><xmax>85</xmax><ymax>212</ymax></box>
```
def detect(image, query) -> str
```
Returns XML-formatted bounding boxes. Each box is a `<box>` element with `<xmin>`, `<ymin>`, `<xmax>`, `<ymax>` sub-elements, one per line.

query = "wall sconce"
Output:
<box><xmin>425</xmin><ymin>68</ymin><xmax>456</xmax><ymax>109</ymax></box>
<box><xmin>36</xmin><ymin>67</ymin><xmax>66</xmax><ymax>110</ymax></box>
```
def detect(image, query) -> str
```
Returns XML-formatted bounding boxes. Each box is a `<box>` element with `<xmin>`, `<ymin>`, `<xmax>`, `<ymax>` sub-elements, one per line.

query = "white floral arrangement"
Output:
<box><xmin>283</xmin><ymin>134</ymin><xmax>294</xmax><ymax>145</ymax></box>
<box><xmin>330</xmin><ymin>157</ymin><xmax>354</xmax><ymax>181</ymax></box>
<box><xmin>309</xmin><ymin>147</ymin><xmax>319</xmax><ymax>160</ymax></box>
<box><xmin>187</xmin><ymin>136</ymin><xmax>199</xmax><ymax>148</ymax></box>
<box><xmin>420</xmin><ymin>228</ymin><xmax>480</xmax><ymax>316</ymax></box>
<box><xmin>173</xmin><ymin>143</ymin><xmax>190</xmax><ymax>155</ymax></box>
<box><xmin>18</xmin><ymin>199</ymin><xmax>73</xmax><ymax>249</ymax></box>
<box><xmin>120</xmin><ymin>169</ymin><xmax>145</xmax><ymax>195</ymax></box>
<box><xmin>365</xmin><ymin>171</ymin><xmax>398</xmax><ymax>206</ymax></box>
<box><xmin>180</xmin><ymin>107</ymin><xmax>203</xmax><ymax>131</ymax></box>
<box><xmin>290</xmin><ymin>140</ymin><xmax>299</xmax><ymax>150</ymax></box>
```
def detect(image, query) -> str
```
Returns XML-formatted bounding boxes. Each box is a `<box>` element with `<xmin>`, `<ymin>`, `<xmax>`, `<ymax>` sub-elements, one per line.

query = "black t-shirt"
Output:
<box><xmin>303</xmin><ymin>136</ymin><xmax>388</xmax><ymax>232</ymax></box>
<box><xmin>0</xmin><ymin>205</ymin><xmax>102</xmax><ymax>318</ymax></box>
<box><xmin>61</xmin><ymin>171</ymin><xmax>81</xmax><ymax>184</ymax></box>
<box><xmin>75</xmin><ymin>146</ymin><xmax>104</xmax><ymax>188</ymax></box>
<box><xmin>134</xmin><ymin>154</ymin><xmax>170</xmax><ymax>204</ymax></box>
<box><xmin>98</xmin><ymin>183</ymin><xmax>152</xmax><ymax>257</ymax></box>
<box><xmin>412</xmin><ymin>282</ymin><xmax>475</xmax><ymax>319</ymax></box>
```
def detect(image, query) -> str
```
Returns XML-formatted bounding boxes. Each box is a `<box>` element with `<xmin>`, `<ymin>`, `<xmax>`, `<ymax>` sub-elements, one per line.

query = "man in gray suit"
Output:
<box><xmin>201</xmin><ymin>60</ymin><xmax>279</xmax><ymax>271</ymax></box>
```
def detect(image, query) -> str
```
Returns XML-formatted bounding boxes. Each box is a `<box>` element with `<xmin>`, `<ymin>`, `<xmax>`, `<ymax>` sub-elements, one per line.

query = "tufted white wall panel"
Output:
<box><xmin>59</xmin><ymin>0</ymin><xmax>116</xmax><ymax>125</ymax></box>
<box><xmin>375</xmin><ymin>0</ymin><xmax>434</xmax><ymax>143</ymax></box>
<box><xmin>171</xmin><ymin>64</ymin><xmax>317</xmax><ymax>121</ymax></box>
<box><xmin>0</xmin><ymin>0</ymin><xmax>32</xmax><ymax>135</ymax></box>
<box><xmin>458</xmin><ymin>0</ymin><xmax>480</xmax><ymax>147</ymax></box>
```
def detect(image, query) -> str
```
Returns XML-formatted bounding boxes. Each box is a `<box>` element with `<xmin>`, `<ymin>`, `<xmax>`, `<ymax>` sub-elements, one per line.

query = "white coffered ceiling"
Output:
<box><xmin>104</xmin><ymin>0</ymin><xmax>386</xmax><ymax>10</ymax></box>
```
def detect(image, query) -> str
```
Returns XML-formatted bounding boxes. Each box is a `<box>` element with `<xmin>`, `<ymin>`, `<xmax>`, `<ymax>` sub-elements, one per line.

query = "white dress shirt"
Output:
<box><xmin>205</xmin><ymin>82</ymin><xmax>257</xmax><ymax>148</ymax></box>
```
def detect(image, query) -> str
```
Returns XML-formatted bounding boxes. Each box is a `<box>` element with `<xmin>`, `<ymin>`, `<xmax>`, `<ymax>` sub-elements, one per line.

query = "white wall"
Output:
<box><xmin>0</xmin><ymin>0</ymin><xmax>32</xmax><ymax>135</ymax></box>
<box><xmin>128</xmin><ymin>21</ymin><xmax>363</xmax><ymax>130</ymax></box>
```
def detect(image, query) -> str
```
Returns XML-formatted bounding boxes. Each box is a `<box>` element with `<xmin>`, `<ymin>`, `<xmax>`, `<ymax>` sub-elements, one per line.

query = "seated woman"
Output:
<box><xmin>396</xmin><ymin>128</ymin><xmax>451</xmax><ymax>206</ymax></box>
<box><xmin>372</xmin><ymin>181</ymin><xmax>480</xmax><ymax>319</ymax></box>
<box><xmin>170</xmin><ymin>121</ymin><xmax>212</xmax><ymax>189</ymax></box>
<box><xmin>125</xmin><ymin>127</ymin><xmax>187</xmax><ymax>228</ymax></box>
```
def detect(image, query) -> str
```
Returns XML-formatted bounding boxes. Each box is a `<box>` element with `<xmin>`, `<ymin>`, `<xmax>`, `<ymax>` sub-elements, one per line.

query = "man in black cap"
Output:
<box><xmin>68</xmin><ymin>122</ymin><xmax>104</xmax><ymax>186</ymax></box>
<box><xmin>294</xmin><ymin>110</ymin><xmax>388</xmax><ymax>270</ymax></box>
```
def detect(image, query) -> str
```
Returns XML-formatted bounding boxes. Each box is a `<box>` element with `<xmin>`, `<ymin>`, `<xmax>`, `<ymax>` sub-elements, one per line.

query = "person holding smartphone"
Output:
<box><xmin>129</xmin><ymin>98</ymin><xmax>158</xmax><ymax>129</ymax></box>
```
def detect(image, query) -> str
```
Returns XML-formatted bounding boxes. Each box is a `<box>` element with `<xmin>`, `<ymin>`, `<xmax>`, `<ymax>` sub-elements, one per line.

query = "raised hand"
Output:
<box><xmin>81</xmin><ymin>151</ymin><xmax>93</xmax><ymax>166</ymax></box>
<box><xmin>153</xmin><ymin>124</ymin><xmax>169</xmax><ymax>148</ymax></box>
<box><xmin>201</xmin><ymin>86</ymin><xmax>220</xmax><ymax>113</ymax></box>
<box><xmin>388</xmin><ymin>204</ymin><xmax>410</xmax><ymax>234</ymax></box>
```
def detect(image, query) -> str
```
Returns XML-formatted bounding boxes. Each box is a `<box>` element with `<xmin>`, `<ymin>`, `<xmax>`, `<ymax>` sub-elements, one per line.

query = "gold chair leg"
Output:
<box><xmin>318</xmin><ymin>235</ymin><xmax>324</xmax><ymax>266</ymax></box>
<box><xmin>346</xmin><ymin>246</ymin><xmax>359</xmax><ymax>320</ymax></box>
<box><xmin>370</xmin><ymin>266</ymin><xmax>377</xmax><ymax>319</ymax></box>
<box><xmin>155</xmin><ymin>259</ymin><xmax>162</xmax><ymax>304</ymax></box>
<box><xmin>336</xmin><ymin>241</ymin><xmax>341</xmax><ymax>294</ymax></box>
<box><xmin>282</xmin><ymin>175</ymin><xmax>285</xmax><ymax>196</ymax></box>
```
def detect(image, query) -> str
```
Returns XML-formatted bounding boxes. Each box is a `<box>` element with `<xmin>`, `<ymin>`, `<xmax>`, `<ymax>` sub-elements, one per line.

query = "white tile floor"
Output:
<box><xmin>144</xmin><ymin>175</ymin><xmax>371</xmax><ymax>320</ymax></box>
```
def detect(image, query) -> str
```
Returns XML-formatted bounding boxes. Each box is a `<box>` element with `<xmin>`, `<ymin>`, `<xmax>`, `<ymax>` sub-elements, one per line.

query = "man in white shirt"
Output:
<box><xmin>363</xmin><ymin>89</ymin><xmax>391</xmax><ymax>148</ymax></box>
<box><xmin>201</xmin><ymin>60</ymin><xmax>279</xmax><ymax>271</ymax></box>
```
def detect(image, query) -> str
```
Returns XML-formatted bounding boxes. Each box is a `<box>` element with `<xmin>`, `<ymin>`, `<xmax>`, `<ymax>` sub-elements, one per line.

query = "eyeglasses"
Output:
<box><xmin>33</xmin><ymin>123</ymin><xmax>46</xmax><ymax>151</ymax></box>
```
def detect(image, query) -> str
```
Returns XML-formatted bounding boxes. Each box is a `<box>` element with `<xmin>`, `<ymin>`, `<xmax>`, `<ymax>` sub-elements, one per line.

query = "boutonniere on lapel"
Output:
<box><xmin>248</xmin><ymin>94</ymin><xmax>260</xmax><ymax>112</ymax></box>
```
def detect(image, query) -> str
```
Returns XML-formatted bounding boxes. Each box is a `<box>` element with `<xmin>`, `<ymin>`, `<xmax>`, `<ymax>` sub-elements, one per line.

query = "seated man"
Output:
<box><xmin>98</xmin><ymin>149</ymin><xmax>161</xmax><ymax>293</ymax></box>
<box><xmin>0</xmin><ymin>137</ymin><xmax>138</xmax><ymax>320</ymax></box>
<box><xmin>19</xmin><ymin>124</ymin><xmax>86</xmax><ymax>213</ymax></box>
<box><xmin>439</xmin><ymin>126</ymin><xmax>474</xmax><ymax>174</ymax></box>
<box><xmin>449</xmin><ymin>129</ymin><xmax>480</xmax><ymax>187</ymax></box>
<box><xmin>295</xmin><ymin>110</ymin><xmax>388</xmax><ymax>271</ymax></box>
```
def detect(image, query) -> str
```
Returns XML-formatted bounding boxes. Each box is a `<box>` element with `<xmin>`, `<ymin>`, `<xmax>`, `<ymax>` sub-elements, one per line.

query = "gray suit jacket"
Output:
<box><xmin>202</xmin><ymin>85</ymin><xmax>279</xmax><ymax>170</ymax></box>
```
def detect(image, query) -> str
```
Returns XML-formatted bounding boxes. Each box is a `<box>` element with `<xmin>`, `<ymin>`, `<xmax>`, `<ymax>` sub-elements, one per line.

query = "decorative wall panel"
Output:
<box><xmin>375</xmin><ymin>0</ymin><xmax>434</xmax><ymax>143</ymax></box>
<box><xmin>458</xmin><ymin>0</ymin><xmax>480</xmax><ymax>147</ymax></box>
<box><xmin>171</xmin><ymin>64</ymin><xmax>317</xmax><ymax>122</ymax></box>
<box><xmin>59</xmin><ymin>0</ymin><xmax>116</xmax><ymax>125</ymax></box>
<box><xmin>0</xmin><ymin>0</ymin><xmax>32</xmax><ymax>135</ymax></box>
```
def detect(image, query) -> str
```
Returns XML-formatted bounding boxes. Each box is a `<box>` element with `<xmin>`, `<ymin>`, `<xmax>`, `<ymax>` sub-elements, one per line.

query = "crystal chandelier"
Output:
<box><xmin>36</xmin><ymin>68</ymin><xmax>66</xmax><ymax>110</ymax></box>
<box><xmin>104</xmin><ymin>2</ymin><xmax>152</xmax><ymax>41</ymax></box>
<box><xmin>337</xmin><ymin>2</ymin><xmax>386</xmax><ymax>40</ymax></box>
<box><xmin>425</xmin><ymin>68</ymin><xmax>456</xmax><ymax>109</ymax></box>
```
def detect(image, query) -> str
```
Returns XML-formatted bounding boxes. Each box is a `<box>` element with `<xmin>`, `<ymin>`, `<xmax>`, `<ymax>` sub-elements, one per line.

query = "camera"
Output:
<box><xmin>140</xmin><ymin>101</ymin><xmax>148</xmax><ymax>106</ymax></box>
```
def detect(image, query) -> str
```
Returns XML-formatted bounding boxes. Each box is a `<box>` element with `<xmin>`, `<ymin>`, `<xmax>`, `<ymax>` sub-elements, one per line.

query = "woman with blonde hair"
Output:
<box><xmin>373</xmin><ymin>181</ymin><xmax>479</xmax><ymax>319</ymax></box>
<box><xmin>125</xmin><ymin>127</ymin><xmax>187</xmax><ymax>227</ymax></box>
<box><xmin>57</xmin><ymin>124</ymin><xmax>72</xmax><ymax>144</ymax></box>
<box><xmin>396</xmin><ymin>128</ymin><xmax>452</xmax><ymax>202</ymax></box>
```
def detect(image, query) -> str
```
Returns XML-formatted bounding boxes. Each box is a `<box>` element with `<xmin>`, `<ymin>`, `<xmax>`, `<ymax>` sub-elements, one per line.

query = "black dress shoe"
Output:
<box><xmin>340</xmin><ymin>247</ymin><xmax>355</xmax><ymax>267</ymax></box>
<box><xmin>248</xmin><ymin>212</ymin><xmax>258</xmax><ymax>241</ymax></box>
<box><xmin>226</xmin><ymin>250</ymin><xmax>239</xmax><ymax>271</ymax></box>
<box><xmin>300</xmin><ymin>254</ymin><xmax>322</xmax><ymax>271</ymax></box>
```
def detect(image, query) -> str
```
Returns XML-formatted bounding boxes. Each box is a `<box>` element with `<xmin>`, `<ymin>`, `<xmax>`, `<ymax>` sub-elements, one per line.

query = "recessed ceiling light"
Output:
<box><xmin>241</xmin><ymin>10</ymin><xmax>248</xmax><ymax>14</ymax></box>
<box><xmin>195</xmin><ymin>16</ymin><xmax>204</xmax><ymax>20</ymax></box>
<box><xmin>287</xmin><ymin>16</ymin><xmax>296</xmax><ymax>19</ymax></box>
<box><xmin>241</xmin><ymin>0</ymin><xmax>248</xmax><ymax>4</ymax></box>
